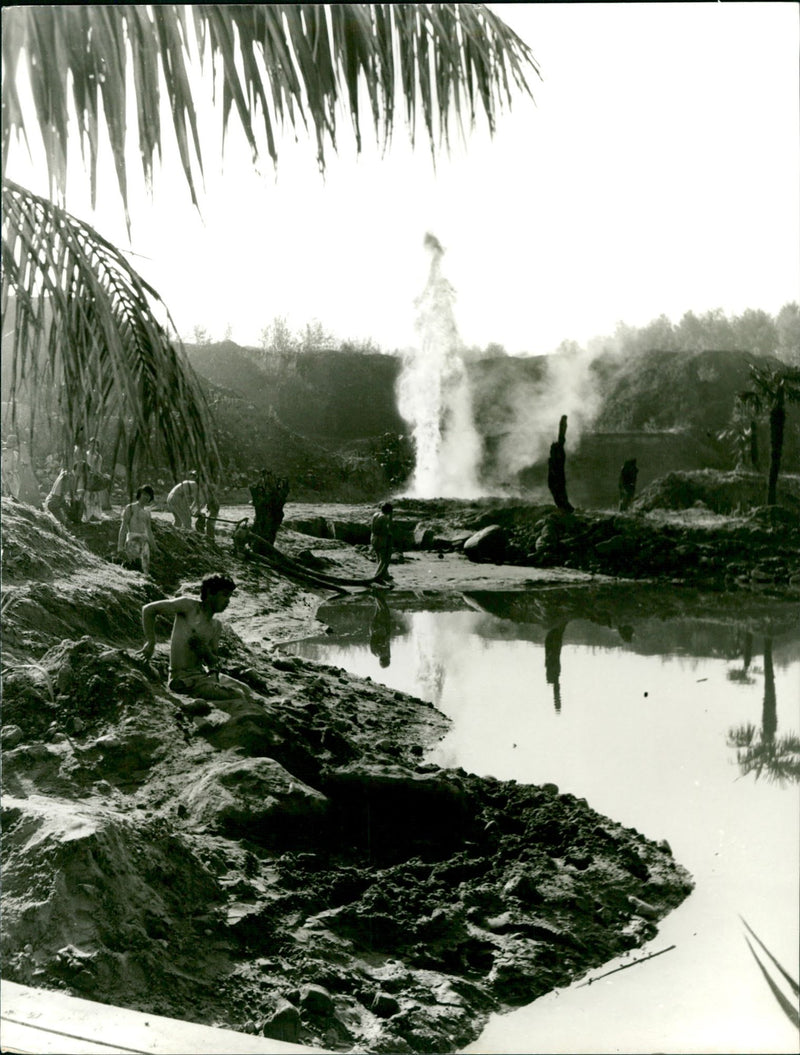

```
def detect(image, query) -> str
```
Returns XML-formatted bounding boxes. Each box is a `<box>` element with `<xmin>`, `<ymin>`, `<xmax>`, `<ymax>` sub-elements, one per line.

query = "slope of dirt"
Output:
<box><xmin>0</xmin><ymin>497</ymin><xmax>694</xmax><ymax>1053</ymax></box>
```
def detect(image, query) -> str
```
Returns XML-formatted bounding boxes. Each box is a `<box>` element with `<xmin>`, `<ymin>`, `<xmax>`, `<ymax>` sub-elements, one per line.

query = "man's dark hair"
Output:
<box><xmin>137</xmin><ymin>484</ymin><xmax>155</xmax><ymax>500</ymax></box>
<box><xmin>381</xmin><ymin>502</ymin><xmax>393</xmax><ymax>514</ymax></box>
<box><xmin>201</xmin><ymin>573</ymin><xmax>237</xmax><ymax>600</ymax></box>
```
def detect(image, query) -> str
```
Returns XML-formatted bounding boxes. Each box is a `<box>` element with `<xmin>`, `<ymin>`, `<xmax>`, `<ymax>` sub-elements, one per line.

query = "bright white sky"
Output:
<box><xmin>6</xmin><ymin>2</ymin><xmax>800</xmax><ymax>355</ymax></box>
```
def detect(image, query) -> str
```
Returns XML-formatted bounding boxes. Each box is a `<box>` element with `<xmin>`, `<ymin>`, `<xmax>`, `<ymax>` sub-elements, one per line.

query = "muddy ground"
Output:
<box><xmin>2</xmin><ymin>482</ymin><xmax>798</xmax><ymax>1052</ymax></box>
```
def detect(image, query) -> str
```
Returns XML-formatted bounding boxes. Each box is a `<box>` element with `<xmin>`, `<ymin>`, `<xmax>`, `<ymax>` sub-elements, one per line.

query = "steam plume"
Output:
<box><xmin>494</xmin><ymin>345</ymin><xmax>601</xmax><ymax>480</ymax></box>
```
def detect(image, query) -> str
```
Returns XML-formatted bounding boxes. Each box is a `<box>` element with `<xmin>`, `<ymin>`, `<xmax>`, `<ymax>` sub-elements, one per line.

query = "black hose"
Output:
<box><xmin>244</xmin><ymin>527</ymin><xmax>388</xmax><ymax>589</ymax></box>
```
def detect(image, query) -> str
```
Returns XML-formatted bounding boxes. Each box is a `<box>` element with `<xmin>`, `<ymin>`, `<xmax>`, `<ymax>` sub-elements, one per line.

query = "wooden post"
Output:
<box><xmin>249</xmin><ymin>469</ymin><xmax>290</xmax><ymax>552</ymax></box>
<box><xmin>547</xmin><ymin>414</ymin><xmax>573</xmax><ymax>513</ymax></box>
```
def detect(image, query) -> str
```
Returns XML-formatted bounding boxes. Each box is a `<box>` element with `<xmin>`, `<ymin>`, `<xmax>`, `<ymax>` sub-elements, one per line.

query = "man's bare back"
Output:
<box><xmin>140</xmin><ymin>574</ymin><xmax>246</xmax><ymax>701</ymax></box>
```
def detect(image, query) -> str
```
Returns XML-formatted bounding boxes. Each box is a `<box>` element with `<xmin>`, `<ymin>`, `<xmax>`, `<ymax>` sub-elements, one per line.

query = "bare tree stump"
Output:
<box><xmin>249</xmin><ymin>470</ymin><xmax>290</xmax><ymax>552</ymax></box>
<box><xmin>547</xmin><ymin>414</ymin><xmax>573</xmax><ymax>513</ymax></box>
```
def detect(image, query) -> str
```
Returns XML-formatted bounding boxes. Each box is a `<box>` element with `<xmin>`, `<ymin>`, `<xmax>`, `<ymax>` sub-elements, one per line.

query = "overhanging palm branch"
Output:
<box><xmin>2</xmin><ymin>4</ymin><xmax>539</xmax><ymax>488</ymax></box>
<box><xmin>1</xmin><ymin>179</ymin><xmax>219</xmax><ymax>491</ymax></box>
<box><xmin>2</xmin><ymin>4</ymin><xmax>538</xmax><ymax>215</ymax></box>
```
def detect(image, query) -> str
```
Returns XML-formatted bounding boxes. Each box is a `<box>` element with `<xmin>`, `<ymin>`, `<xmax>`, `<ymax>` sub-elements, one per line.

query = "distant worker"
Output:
<box><xmin>118</xmin><ymin>485</ymin><xmax>157</xmax><ymax>576</ymax></box>
<box><xmin>44</xmin><ymin>468</ymin><xmax>74</xmax><ymax>524</ymax></box>
<box><xmin>1</xmin><ymin>434</ymin><xmax>22</xmax><ymax>499</ymax></box>
<box><xmin>167</xmin><ymin>477</ymin><xmax>200</xmax><ymax>529</ymax></box>
<box><xmin>618</xmin><ymin>458</ymin><xmax>638</xmax><ymax>511</ymax></box>
<box><xmin>139</xmin><ymin>574</ymin><xmax>249</xmax><ymax>700</ymax></box>
<box><xmin>370</xmin><ymin>501</ymin><xmax>394</xmax><ymax>582</ymax></box>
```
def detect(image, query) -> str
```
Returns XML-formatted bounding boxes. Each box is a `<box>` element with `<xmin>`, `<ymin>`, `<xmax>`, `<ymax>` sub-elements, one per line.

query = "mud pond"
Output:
<box><xmin>284</xmin><ymin>585</ymin><xmax>800</xmax><ymax>1054</ymax></box>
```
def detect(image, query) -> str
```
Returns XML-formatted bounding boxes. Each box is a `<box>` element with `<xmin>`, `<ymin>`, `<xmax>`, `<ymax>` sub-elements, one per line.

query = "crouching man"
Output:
<box><xmin>139</xmin><ymin>573</ymin><xmax>249</xmax><ymax>700</ymax></box>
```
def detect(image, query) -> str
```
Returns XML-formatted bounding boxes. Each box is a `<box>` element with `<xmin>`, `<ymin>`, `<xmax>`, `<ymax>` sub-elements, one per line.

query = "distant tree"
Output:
<box><xmin>676</xmin><ymin>308</ymin><xmax>736</xmax><ymax>352</ymax></box>
<box><xmin>299</xmin><ymin>320</ymin><xmax>337</xmax><ymax>353</ymax></box>
<box><xmin>675</xmin><ymin>311</ymin><xmax>705</xmax><ymax>352</ymax></box>
<box><xmin>739</xmin><ymin>363</ymin><xmax>800</xmax><ymax>505</ymax></box>
<box><xmin>775</xmin><ymin>302</ymin><xmax>800</xmax><ymax>366</ymax></box>
<box><xmin>733</xmin><ymin>309</ymin><xmax>778</xmax><ymax>358</ymax></box>
<box><xmin>631</xmin><ymin>315</ymin><xmax>679</xmax><ymax>353</ymax></box>
<box><xmin>259</xmin><ymin>316</ymin><xmax>297</xmax><ymax>358</ymax></box>
<box><xmin>192</xmin><ymin>324</ymin><xmax>212</xmax><ymax>346</ymax></box>
<box><xmin>340</xmin><ymin>336</ymin><xmax>383</xmax><ymax>355</ymax></box>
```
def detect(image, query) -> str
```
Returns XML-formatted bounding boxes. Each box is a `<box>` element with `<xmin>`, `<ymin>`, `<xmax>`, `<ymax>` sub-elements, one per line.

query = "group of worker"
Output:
<box><xmin>116</xmin><ymin>477</ymin><xmax>220</xmax><ymax>576</ymax></box>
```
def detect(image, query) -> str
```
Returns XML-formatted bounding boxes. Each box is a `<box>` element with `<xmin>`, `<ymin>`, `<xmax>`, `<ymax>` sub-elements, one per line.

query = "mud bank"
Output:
<box><xmin>0</xmin><ymin>498</ymin><xmax>698</xmax><ymax>1052</ymax></box>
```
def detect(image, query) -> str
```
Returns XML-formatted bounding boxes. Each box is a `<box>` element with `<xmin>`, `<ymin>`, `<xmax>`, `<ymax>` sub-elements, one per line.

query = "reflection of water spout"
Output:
<box><xmin>409</xmin><ymin>616</ymin><xmax>447</xmax><ymax>704</ymax></box>
<box><xmin>397</xmin><ymin>233</ymin><xmax>482</xmax><ymax>498</ymax></box>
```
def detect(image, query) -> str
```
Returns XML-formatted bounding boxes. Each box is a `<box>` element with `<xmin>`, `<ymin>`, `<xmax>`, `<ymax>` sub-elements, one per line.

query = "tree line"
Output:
<box><xmin>572</xmin><ymin>304</ymin><xmax>800</xmax><ymax>364</ymax></box>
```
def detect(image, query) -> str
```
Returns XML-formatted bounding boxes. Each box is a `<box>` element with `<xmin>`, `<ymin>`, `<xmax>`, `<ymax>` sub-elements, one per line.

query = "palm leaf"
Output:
<box><xmin>740</xmin><ymin>916</ymin><xmax>800</xmax><ymax>998</ymax></box>
<box><xmin>2</xmin><ymin>4</ymin><xmax>539</xmax><ymax>210</ymax></box>
<box><xmin>1</xmin><ymin>4</ymin><xmax>538</xmax><ymax>496</ymax></box>
<box><xmin>1</xmin><ymin>180</ymin><xmax>219</xmax><ymax>493</ymax></box>
<box><xmin>743</xmin><ymin>933</ymin><xmax>800</xmax><ymax>1030</ymax></box>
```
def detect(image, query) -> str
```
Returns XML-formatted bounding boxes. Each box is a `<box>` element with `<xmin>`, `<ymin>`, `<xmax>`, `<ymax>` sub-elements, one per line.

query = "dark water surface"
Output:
<box><xmin>286</xmin><ymin>585</ymin><xmax>800</xmax><ymax>1053</ymax></box>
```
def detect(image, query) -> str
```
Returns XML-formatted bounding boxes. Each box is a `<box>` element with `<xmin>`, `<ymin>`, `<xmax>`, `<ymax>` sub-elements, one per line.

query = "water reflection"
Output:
<box><xmin>727</xmin><ymin>629</ymin><xmax>756</xmax><ymax>685</ymax></box>
<box><xmin>290</xmin><ymin>585</ymin><xmax>800</xmax><ymax>1054</ymax></box>
<box><xmin>544</xmin><ymin>622</ymin><xmax>567</xmax><ymax>713</ymax></box>
<box><xmin>727</xmin><ymin>637</ymin><xmax>800</xmax><ymax>786</ymax></box>
<box><xmin>299</xmin><ymin>586</ymin><xmax>800</xmax><ymax>779</ymax></box>
<box><xmin>369</xmin><ymin>593</ymin><xmax>393</xmax><ymax>668</ymax></box>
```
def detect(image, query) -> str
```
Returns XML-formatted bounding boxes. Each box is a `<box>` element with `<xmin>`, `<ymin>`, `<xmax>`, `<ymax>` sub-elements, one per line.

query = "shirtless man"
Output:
<box><xmin>117</xmin><ymin>485</ymin><xmax>156</xmax><ymax>575</ymax></box>
<box><xmin>139</xmin><ymin>574</ymin><xmax>246</xmax><ymax>700</ymax></box>
<box><xmin>167</xmin><ymin>478</ymin><xmax>200</xmax><ymax>529</ymax></box>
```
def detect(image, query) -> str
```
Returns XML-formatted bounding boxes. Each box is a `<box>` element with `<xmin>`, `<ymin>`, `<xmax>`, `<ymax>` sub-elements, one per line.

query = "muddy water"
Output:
<box><xmin>287</xmin><ymin>589</ymin><xmax>800</xmax><ymax>1054</ymax></box>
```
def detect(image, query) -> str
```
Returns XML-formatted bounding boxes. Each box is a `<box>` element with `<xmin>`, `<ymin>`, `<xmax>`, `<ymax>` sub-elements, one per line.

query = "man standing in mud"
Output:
<box><xmin>118</xmin><ymin>485</ymin><xmax>157</xmax><ymax>576</ymax></box>
<box><xmin>370</xmin><ymin>502</ymin><xmax>394</xmax><ymax>582</ymax></box>
<box><xmin>166</xmin><ymin>476</ymin><xmax>201</xmax><ymax>529</ymax></box>
<box><xmin>139</xmin><ymin>573</ymin><xmax>248</xmax><ymax>701</ymax></box>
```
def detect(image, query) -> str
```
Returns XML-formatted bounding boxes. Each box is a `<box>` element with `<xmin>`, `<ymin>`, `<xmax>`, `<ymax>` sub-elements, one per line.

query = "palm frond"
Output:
<box><xmin>746</xmin><ymin>363</ymin><xmax>800</xmax><ymax>405</ymax></box>
<box><xmin>1</xmin><ymin>180</ymin><xmax>219</xmax><ymax>492</ymax></box>
<box><xmin>2</xmin><ymin>4</ymin><xmax>539</xmax><ymax>211</ymax></box>
<box><xmin>741</xmin><ymin>916</ymin><xmax>800</xmax><ymax>998</ymax></box>
<box><xmin>740</xmin><ymin>918</ymin><xmax>800</xmax><ymax>1031</ymax></box>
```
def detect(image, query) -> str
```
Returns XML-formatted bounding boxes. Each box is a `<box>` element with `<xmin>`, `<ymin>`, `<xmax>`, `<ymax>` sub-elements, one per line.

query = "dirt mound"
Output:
<box><xmin>1</xmin><ymin>794</ymin><xmax>225</xmax><ymax>1011</ymax></box>
<box><xmin>0</xmin><ymin>501</ymin><xmax>695</xmax><ymax>1051</ymax></box>
<box><xmin>634</xmin><ymin>469</ymin><xmax>800</xmax><ymax>515</ymax></box>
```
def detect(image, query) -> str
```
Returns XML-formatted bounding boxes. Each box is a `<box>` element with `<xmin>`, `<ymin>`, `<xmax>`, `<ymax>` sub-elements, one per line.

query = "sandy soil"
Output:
<box><xmin>4</xmin><ymin>490</ymin><xmax>796</xmax><ymax>1052</ymax></box>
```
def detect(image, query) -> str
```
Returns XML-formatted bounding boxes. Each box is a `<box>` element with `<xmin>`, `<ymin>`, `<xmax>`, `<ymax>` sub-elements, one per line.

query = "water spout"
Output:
<box><xmin>397</xmin><ymin>233</ymin><xmax>482</xmax><ymax>498</ymax></box>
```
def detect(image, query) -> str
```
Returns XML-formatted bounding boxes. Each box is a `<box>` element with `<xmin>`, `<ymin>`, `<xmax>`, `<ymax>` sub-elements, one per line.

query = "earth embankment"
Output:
<box><xmin>0</xmin><ymin>496</ymin><xmax>698</xmax><ymax>1052</ymax></box>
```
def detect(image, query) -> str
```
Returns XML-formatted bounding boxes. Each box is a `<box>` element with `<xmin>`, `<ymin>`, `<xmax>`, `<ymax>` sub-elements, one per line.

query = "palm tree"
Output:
<box><xmin>739</xmin><ymin>363</ymin><xmax>800</xmax><ymax>506</ymax></box>
<box><xmin>2</xmin><ymin>5</ymin><xmax>538</xmax><ymax>491</ymax></box>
